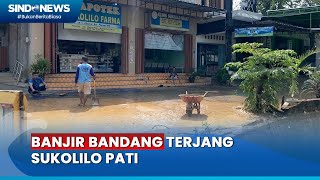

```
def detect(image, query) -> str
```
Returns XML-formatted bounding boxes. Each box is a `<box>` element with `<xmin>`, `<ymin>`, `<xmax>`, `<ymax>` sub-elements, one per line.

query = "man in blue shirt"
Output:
<box><xmin>75</xmin><ymin>57</ymin><xmax>96</xmax><ymax>106</ymax></box>
<box><xmin>28</xmin><ymin>72</ymin><xmax>46</xmax><ymax>96</ymax></box>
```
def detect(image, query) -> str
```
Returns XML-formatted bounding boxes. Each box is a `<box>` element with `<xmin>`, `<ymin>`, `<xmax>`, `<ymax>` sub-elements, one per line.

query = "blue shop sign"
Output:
<box><xmin>235</xmin><ymin>26</ymin><xmax>274</xmax><ymax>37</ymax></box>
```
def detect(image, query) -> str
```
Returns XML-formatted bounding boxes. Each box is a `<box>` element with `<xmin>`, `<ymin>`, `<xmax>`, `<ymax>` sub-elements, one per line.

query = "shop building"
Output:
<box><xmin>50</xmin><ymin>0</ymin><xmax>225</xmax><ymax>75</ymax></box>
<box><xmin>2</xmin><ymin>0</ymin><xmax>226</xmax><ymax>89</ymax></box>
<box><xmin>197</xmin><ymin>0</ymin><xmax>263</xmax><ymax>63</ymax></box>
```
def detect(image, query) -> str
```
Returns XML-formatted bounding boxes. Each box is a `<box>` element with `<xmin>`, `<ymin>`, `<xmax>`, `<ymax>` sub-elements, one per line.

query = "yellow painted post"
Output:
<box><xmin>0</xmin><ymin>90</ymin><xmax>27</xmax><ymax>136</ymax></box>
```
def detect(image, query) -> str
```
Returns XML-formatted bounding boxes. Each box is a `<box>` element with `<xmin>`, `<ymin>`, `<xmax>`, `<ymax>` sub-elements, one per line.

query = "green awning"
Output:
<box><xmin>267</xmin><ymin>6</ymin><xmax>320</xmax><ymax>28</ymax></box>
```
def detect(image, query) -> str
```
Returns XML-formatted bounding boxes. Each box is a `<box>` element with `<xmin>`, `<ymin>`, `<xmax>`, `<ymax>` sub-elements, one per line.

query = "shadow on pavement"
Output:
<box><xmin>180</xmin><ymin>114</ymin><xmax>208</xmax><ymax>121</ymax></box>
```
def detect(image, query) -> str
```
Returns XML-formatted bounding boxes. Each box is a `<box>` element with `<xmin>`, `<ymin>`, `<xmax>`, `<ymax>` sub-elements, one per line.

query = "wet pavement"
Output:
<box><xmin>26</xmin><ymin>86</ymin><xmax>257</xmax><ymax>133</ymax></box>
<box><xmin>0</xmin><ymin>72</ymin><xmax>28</xmax><ymax>91</ymax></box>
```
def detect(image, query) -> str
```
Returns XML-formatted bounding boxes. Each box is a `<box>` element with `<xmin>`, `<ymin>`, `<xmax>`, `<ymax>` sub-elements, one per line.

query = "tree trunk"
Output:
<box><xmin>256</xmin><ymin>84</ymin><xmax>263</xmax><ymax>111</ymax></box>
<box><xmin>255</xmin><ymin>75</ymin><xmax>268</xmax><ymax>112</ymax></box>
<box><xmin>317</xmin><ymin>90</ymin><xmax>320</xmax><ymax>98</ymax></box>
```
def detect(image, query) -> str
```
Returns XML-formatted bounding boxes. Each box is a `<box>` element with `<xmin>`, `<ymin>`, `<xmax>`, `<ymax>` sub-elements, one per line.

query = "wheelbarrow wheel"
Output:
<box><xmin>186</xmin><ymin>110</ymin><xmax>192</xmax><ymax>117</ymax></box>
<box><xmin>197</xmin><ymin>103</ymin><xmax>201</xmax><ymax>114</ymax></box>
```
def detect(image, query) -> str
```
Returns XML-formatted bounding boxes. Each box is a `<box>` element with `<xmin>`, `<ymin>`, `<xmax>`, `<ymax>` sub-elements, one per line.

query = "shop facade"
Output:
<box><xmin>234</xmin><ymin>25</ymin><xmax>312</xmax><ymax>63</ymax></box>
<box><xmin>143</xmin><ymin>11</ymin><xmax>194</xmax><ymax>73</ymax></box>
<box><xmin>196</xmin><ymin>33</ymin><xmax>225</xmax><ymax>76</ymax></box>
<box><xmin>57</xmin><ymin>2</ymin><xmax>123</xmax><ymax>74</ymax></box>
<box><xmin>4</xmin><ymin>0</ymin><xmax>225</xmax><ymax>88</ymax></box>
<box><xmin>34</xmin><ymin>0</ymin><xmax>225</xmax><ymax>76</ymax></box>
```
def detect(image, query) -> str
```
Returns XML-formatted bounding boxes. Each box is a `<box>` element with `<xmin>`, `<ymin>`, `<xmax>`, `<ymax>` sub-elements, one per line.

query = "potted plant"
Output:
<box><xmin>30</xmin><ymin>54</ymin><xmax>51</xmax><ymax>79</ymax></box>
<box><xmin>188</xmin><ymin>72</ymin><xmax>197</xmax><ymax>83</ymax></box>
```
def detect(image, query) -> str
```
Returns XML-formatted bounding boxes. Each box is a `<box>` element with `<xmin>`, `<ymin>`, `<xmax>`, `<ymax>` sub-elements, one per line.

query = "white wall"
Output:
<box><xmin>197</xmin><ymin>33</ymin><xmax>225</xmax><ymax>45</ymax></box>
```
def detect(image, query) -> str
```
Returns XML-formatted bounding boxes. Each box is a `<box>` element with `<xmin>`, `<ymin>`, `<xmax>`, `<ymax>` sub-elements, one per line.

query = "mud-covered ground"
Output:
<box><xmin>26</xmin><ymin>86</ymin><xmax>257</xmax><ymax>132</ymax></box>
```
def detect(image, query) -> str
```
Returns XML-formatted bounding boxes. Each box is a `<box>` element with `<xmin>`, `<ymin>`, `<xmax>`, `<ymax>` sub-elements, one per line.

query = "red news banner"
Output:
<box><xmin>30</xmin><ymin>133</ymin><xmax>233</xmax><ymax>164</ymax></box>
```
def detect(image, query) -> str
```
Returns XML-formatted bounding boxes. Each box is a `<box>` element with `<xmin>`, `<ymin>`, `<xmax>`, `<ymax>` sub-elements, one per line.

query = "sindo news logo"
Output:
<box><xmin>0</xmin><ymin>0</ymin><xmax>82</xmax><ymax>22</ymax></box>
<box><xmin>8</xmin><ymin>4</ymin><xmax>70</xmax><ymax>13</ymax></box>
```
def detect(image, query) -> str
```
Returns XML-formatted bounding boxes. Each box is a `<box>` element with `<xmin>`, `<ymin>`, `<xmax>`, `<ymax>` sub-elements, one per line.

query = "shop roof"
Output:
<box><xmin>242</xmin><ymin>20</ymin><xmax>310</xmax><ymax>33</ymax></box>
<box><xmin>267</xmin><ymin>6</ymin><xmax>320</xmax><ymax>29</ymax></box>
<box><xmin>198</xmin><ymin>18</ymin><xmax>312</xmax><ymax>35</ymax></box>
<box><xmin>141</xmin><ymin>0</ymin><xmax>225</xmax><ymax>13</ymax></box>
<box><xmin>100</xmin><ymin>0</ymin><xmax>225</xmax><ymax>17</ymax></box>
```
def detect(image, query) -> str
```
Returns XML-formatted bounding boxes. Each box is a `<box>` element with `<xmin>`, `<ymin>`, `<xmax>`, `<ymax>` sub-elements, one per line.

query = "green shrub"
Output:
<box><xmin>215</xmin><ymin>68</ymin><xmax>230</xmax><ymax>85</ymax></box>
<box><xmin>301</xmin><ymin>71</ymin><xmax>320</xmax><ymax>98</ymax></box>
<box><xmin>188</xmin><ymin>72</ymin><xmax>197</xmax><ymax>83</ymax></box>
<box><xmin>31</xmin><ymin>55</ymin><xmax>51</xmax><ymax>78</ymax></box>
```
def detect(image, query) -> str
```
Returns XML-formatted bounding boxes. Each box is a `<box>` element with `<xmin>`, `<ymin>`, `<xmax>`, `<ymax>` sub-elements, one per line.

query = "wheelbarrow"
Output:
<box><xmin>179</xmin><ymin>91</ymin><xmax>211</xmax><ymax>117</ymax></box>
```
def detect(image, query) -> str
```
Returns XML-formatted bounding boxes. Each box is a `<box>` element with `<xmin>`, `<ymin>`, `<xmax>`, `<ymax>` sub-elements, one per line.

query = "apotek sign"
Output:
<box><xmin>64</xmin><ymin>1</ymin><xmax>122</xmax><ymax>33</ymax></box>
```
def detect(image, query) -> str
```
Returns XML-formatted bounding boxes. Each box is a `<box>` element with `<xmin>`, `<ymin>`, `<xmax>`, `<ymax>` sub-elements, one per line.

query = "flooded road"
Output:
<box><xmin>26</xmin><ymin>87</ymin><xmax>256</xmax><ymax>132</ymax></box>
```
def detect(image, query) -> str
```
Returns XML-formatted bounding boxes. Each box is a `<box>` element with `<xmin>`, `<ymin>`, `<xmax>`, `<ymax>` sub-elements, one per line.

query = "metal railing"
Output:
<box><xmin>12</xmin><ymin>60</ymin><xmax>24</xmax><ymax>85</ymax></box>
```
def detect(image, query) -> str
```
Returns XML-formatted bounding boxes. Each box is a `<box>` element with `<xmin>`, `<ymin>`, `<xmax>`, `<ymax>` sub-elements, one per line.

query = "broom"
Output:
<box><xmin>92</xmin><ymin>79</ymin><xmax>99</xmax><ymax>106</ymax></box>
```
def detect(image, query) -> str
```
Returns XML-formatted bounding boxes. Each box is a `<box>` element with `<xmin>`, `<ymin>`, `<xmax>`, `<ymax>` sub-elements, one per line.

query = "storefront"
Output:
<box><xmin>57</xmin><ymin>1</ymin><xmax>122</xmax><ymax>73</ymax></box>
<box><xmin>234</xmin><ymin>26</ymin><xmax>310</xmax><ymax>63</ymax></box>
<box><xmin>143</xmin><ymin>10</ymin><xmax>193</xmax><ymax>73</ymax></box>
<box><xmin>196</xmin><ymin>33</ymin><xmax>225</xmax><ymax>76</ymax></box>
<box><xmin>144</xmin><ymin>31</ymin><xmax>185</xmax><ymax>73</ymax></box>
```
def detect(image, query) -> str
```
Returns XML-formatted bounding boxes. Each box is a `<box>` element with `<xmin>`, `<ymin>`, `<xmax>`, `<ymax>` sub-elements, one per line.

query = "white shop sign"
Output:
<box><xmin>145</xmin><ymin>32</ymin><xmax>184</xmax><ymax>51</ymax></box>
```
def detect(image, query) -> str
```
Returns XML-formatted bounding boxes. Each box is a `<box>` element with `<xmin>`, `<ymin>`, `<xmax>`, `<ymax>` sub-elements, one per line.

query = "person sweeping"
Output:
<box><xmin>75</xmin><ymin>57</ymin><xmax>96</xmax><ymax>107</ymax></box>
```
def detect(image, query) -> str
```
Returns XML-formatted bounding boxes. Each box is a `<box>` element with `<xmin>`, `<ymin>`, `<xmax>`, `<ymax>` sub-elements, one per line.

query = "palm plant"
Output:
<box><xmin>301</xmin><ymin>71</ymin><xmax>320</xmax><ymax>99</ymax></box>
<box><xmin>225</xmin><ymin>43</ymin><xmax>319</xmax><ymax>113</ymax></box>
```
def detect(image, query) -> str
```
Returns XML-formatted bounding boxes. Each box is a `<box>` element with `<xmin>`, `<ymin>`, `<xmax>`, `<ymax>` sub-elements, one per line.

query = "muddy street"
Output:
<box><xmin>26</xmin><ymin>86</ymin><xmax>256</xmax><ymax>132</ymax></box>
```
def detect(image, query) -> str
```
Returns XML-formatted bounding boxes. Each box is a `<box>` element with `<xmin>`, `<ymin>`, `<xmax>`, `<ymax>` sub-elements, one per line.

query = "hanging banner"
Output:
<box><xmin>145</xmin><ymin>32</ymin><xmax>184</xmax><ymax>51</ymax></box>
<box><xmin>64</xmin><ymin>1</ymin><xmax>122</xmax><ymax>33</ymax></box>
<box><xmin>150</xmin><ymin>11</ymin><xmax>189</xmax><ymax>31</ymax></box>
<box><xmin>235</xmin><ymin>26</ymin><xmax>274</xmax><ymax>37</ymax></box>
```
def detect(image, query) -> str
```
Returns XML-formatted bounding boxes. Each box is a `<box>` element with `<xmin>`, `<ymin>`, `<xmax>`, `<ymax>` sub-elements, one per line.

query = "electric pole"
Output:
<box><xmin>225</xmin><ymin>0</ymin><xmax>233</xmax><ymax>62</ymax></box>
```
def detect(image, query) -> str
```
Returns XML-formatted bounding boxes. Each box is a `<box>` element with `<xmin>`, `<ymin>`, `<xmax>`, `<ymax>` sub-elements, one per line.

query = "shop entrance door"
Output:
<box><xmin>197</xmin><ymin>44</ymin><xmax>219</xmax><ymax>76</ymax></box>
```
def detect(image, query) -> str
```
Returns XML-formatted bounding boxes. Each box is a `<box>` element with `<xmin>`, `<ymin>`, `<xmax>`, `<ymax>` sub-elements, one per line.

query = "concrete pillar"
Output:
<box><xmin>125</xmin><ymin>6</ymin><xmax>144</xmax><ymax>74</ymax></box>
<box><xmin>29</xmin><ymin>23</ymin><xmax>45</xmax><ymax>65</ymax></box>
<box><xmin>8</xmin><ymin>24</ymin><xmax>30</xmax><ymax>80</ymax></box>
<box><xmin>8</xmin><ymin>24</ymin><xmax>17</xmax><ymax>72</ymax></box>
<box><xmin>189</xmin><ymin>19</ymin><xmax>198</xmax><ymax>71</ymax></box>
<box><xmin>225</xmin><ymin>0</ymin><xmax>233</xmax><ymax>62</ymax></box>
<box><xmin>18</xmin><ymin>24</ymin><xmax>30</xmax><ymax>71</ymax></box>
